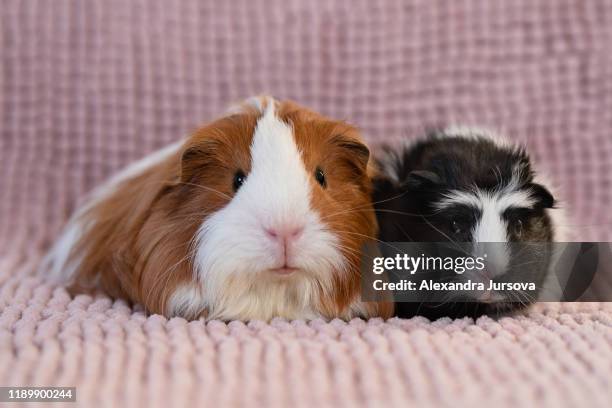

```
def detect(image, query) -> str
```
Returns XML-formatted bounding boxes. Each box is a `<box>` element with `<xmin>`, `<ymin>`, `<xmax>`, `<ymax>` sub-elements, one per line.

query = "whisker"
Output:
<box><xmin>419</xmin><ymin>216</ymin><xmax>473</xmax><ymax>257</ymax></box>
<box><xmin>320</xmin><ymin>188</ymin><xmax>416</xmax><ymax>222</ymax></box>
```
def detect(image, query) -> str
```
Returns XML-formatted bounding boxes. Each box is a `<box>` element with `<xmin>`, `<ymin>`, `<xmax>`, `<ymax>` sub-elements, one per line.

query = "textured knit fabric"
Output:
<box><xmin>1</xmin><ymin>1</ymin><xmax>611</xmax><ymax>407</ymax></box>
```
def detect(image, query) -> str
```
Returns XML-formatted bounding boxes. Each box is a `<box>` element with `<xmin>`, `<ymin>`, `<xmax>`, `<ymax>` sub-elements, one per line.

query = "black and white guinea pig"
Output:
<box><xmin>41</xmin><ymin>96</ymin><xmax>393</xmax><ymax>321</ymax></box>
<box><xmin>372</xmin><ymin>126</ymin><xmax>566</xmax><ymax>319</ymax></box>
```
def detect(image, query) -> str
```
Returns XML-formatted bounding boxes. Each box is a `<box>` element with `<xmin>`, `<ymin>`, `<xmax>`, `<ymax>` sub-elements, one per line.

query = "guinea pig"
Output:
<box><xmin>372</xmin><ymin>126</ymin><xmax>566</xmax><ymax>319</ymax></box>
<box><xmin>41</xmin><ymin>96</ymin><xmax>393</xmax><ymax>321</ymax></box>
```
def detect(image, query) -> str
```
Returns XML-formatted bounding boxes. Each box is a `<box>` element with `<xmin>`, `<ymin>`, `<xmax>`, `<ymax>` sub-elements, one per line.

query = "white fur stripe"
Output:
<box><xmin>435</xmin><ymin>188</ymin><xmax>536</xmax><ymax>213</ymax></box>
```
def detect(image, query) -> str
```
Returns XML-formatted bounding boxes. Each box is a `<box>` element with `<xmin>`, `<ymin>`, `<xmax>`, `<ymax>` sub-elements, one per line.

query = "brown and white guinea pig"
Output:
<box><xmin>372</xmin><ymin>126</ymin><xmax>566</xmax><ymax>319</ymax></box>
<box><xmin>41</xmin><ymin>96</ymin><xmax>393</xmax><ymax>321</ymax></box>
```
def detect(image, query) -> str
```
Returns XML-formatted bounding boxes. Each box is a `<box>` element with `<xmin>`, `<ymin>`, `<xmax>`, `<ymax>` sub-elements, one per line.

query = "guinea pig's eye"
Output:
<box><xmin>233</xmin><ymin>170</ymin><xmax>246</xmax><ymax>192</ymax></box>
<box><xmin>315</xmin><ymin>167</ymin><xmax>326</xmax><ymax>188</ymax></box>
<box><xmin>514</xmin><ymin>219</ymin><xmax>524</xmax><ymax>237</ymax></box>
<box><xmin>451</xmin><ymin>220</ymin><xmax>463</xmax><ymax>235</ymax></box>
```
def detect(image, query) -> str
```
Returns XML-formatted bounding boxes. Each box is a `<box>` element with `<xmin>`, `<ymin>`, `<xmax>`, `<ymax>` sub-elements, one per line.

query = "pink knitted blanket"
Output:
<box><xmin>1</xmin><ymin>1</ymin><xmax>611</xmax><ymax>407</ymax></box>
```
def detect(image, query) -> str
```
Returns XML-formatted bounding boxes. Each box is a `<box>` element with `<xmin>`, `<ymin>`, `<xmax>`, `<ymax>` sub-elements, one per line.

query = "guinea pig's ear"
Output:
<box><xmin>332</xmin><ymin>134</ymin><xmax>371</xmax><ymax>172</ymax></box>
<box><xmin>178</xmin><ymin>140</ymin><xmax>218</xmax><ymax>183</ymax></box>
<box><xmin>529</xmin><ymin>183</ymin><xmax>556</xmax><ymax>209</ymax></box>
<box><xmin>403</xmin><ymin>170</ymin><xmax>442</xmax><ymax>190</ymax></box>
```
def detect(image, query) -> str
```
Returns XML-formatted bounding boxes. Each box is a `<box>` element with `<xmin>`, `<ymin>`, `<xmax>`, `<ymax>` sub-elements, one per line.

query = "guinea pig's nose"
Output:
<box><xmin>264</xmin><ymin>224</ymin><xmax>305</xmax><ymax>243</ymax></box>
